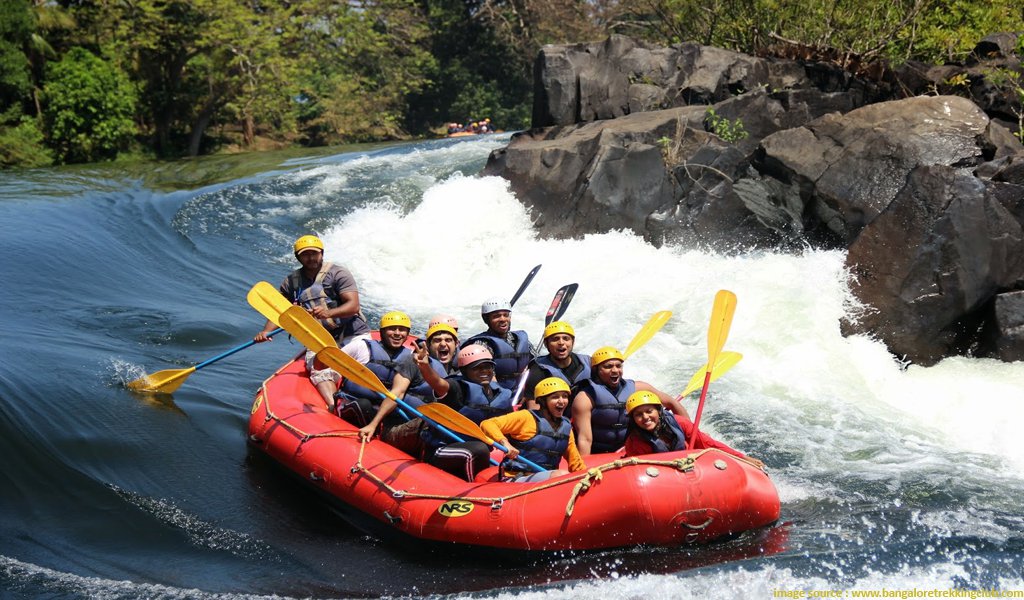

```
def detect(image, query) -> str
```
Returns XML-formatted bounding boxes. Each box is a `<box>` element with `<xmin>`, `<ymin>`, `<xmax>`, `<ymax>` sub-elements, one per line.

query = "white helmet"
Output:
<box><xmin>480</xmin><ymin>298</ymin><xmax>512</xmax><ymax>315</ymax></box>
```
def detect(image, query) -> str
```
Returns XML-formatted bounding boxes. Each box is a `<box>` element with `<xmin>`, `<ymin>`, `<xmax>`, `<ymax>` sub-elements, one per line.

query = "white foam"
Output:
<box><xmin>482</xmin><ymin>562</ymin><xmax>1024</xmax><ymax>599</ymax></box>
<box><xmin>317</xmin><ymin>173</ymin><xmax>1024</xmax><ymax>483</ymax></box>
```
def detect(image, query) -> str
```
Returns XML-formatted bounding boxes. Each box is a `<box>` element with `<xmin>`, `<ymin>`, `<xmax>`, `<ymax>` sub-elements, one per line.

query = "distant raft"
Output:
<box><xmin>247</xmin><ymin>354</ymin><xmax>781</xmax><ymax>552</ymax></box>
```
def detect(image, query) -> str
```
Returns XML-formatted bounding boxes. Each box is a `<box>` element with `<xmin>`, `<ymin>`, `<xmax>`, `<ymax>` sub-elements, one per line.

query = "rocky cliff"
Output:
<box><xmin>484</xmin><ymin>34</ymin><xmax>1024</xmax><ymax>365</ymax></box>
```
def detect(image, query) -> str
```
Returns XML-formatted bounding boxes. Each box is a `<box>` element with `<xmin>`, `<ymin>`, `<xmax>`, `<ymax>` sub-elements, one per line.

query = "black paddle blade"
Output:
<box><xmin>548</xmin><ymin>283</ymin><xmax>578</xmax><ymax>324</ymax></box>
<box><xmin>509</xmin><ymin>264</ymin><xmax>542</xmax><ymax>307</ymax></box>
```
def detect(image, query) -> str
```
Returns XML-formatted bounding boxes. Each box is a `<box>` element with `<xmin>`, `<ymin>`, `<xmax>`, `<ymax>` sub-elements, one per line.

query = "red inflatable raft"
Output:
<box><xmin>247</xmin><ymin>354</ymin><xmax>781</xmax><ymax>552</ymax></box>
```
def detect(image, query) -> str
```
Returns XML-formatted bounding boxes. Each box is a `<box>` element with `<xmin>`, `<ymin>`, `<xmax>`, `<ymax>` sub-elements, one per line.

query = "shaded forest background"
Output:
<box><xmin>1</xmin><ymin>0</ymin><xmax>1022</xmax><ymax>168</ymax></box>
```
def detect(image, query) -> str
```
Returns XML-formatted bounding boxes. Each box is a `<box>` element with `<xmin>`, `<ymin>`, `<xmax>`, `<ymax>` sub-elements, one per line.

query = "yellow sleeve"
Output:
<box><xmin>480</xmin><ymin>412</ymin><xmax>537</xmax><ymax>444</ymax></box>
<box><xmin>565</xmin><ymin>431</ymin><xmax>587</xmax><ymax>472</ymax></box>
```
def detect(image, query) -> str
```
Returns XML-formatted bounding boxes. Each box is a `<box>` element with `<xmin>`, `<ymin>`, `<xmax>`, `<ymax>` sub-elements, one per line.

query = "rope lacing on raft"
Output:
<box><xmin>258</xmin><ymin>379</ymin><xmax>713</xmax><ymax>518</ymax></box>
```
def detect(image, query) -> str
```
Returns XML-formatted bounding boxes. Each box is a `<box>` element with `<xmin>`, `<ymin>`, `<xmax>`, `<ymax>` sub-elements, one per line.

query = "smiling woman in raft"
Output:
<box><xmin>623</xmin><ymin>390</ymin><xmax>764</xmax><ymax>469</ymax></box>
<box><xmin>481</xmin><ymin>377</ymin><xmax>587</xmax><ymax>482</ymax></box>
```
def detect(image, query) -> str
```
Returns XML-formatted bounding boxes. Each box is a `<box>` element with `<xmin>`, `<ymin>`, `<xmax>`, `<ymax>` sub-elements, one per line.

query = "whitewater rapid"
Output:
<box><xmin>6</xmin><ymin>133</ymin><xmax>1020</xmax><ymax>598</ymax></box>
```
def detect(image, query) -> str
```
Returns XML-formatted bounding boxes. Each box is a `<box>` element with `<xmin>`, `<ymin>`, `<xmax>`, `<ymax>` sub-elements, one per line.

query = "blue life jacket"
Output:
<box><xmin>421</xmin><ymin>378</ymin><xmax>512</xmax><ymax>451</ymax></box>
<box><xmin>576</xmin><ymin>377</ymin><xmax>636</xmax><ymax>454</ymax></box>
<box><xmin>340</xmin><ymin>339</ymin><xmax>410</xmax><ymax>406</ymax></box>
<box><xmin>508</xmin><ymin>410</ymin><xmax>572</xmax><ymax>472</ymax></box>
<box><xmin>632</xmin><ymin>408</ymin><xmax>687</xmax><ymax>453</ymax></box>
<box><xmin>533</xmin><ymin>354</ymin><xmax>591</xmax><ymax>387</ymax></box>
<box><xmin>462</xmin><ymin>331</ymin><xmax>531</xmax><ymax>390</ymax></box>
<box><xmin>406</xmin><ymin>356</ymin><xmax>450</xmax><ymax>406</ymax></box>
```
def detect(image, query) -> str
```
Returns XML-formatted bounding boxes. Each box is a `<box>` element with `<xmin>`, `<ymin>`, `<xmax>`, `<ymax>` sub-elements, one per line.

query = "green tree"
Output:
<box><xmin>42</xmin><ymin>47</ymin><xmax>137</xmax><ymax>163</ymax></box>
<box><xmin>181</xmin><ymin>0</ymin><xmax>299</xmax><ymax>154</ymax></box>
<box><xmin>604</xmin><ymin>0</ymin><xmax>1023</xmax><ymax>66</ymax></box>
<box><xmin>103</xmin><ymin>0</ymin><xmax>206</xmax><ymax>156</ymax></box>
<box><xmin>0</xmin><ymin>0</ymin><xmax>53</xmax><ymax>168</ymax></box>
<box><xmin>0</xmin><ymin>106</ymin><xmax>52</xmax><ymax>168</ymax></box>
<box><xmin>0</xmin><ymin>0</ymin><xmax>33</xmax><ymax>110</ymax></box>
<box><xmin>292</xmin><ymin>0</ymin><xmax>437</xmax><ymax>143</ymax></box>
<box><xmin>25</xmin><ymin>0</ymin><xmax>76</xmax><ymax>116</ymax></box>
<box><xmin>405</xmin><ymin>0</ymin><xmax>601</xmax><ymax>134</ymax></box>
<box><xmin>906</xmin><ymin>0</ymin><xmax>1024</xmax><ymax>63</ymax></box>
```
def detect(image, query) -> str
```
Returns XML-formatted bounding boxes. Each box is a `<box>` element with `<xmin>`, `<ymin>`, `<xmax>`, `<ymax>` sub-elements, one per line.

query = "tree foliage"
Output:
<box><xmin>0</xmin><ymin>106</ymin><xmax>51</xmax><ymax>168</ymax></box>
<box><xmin>0</xmin><ymin>0</ymin><xmax>33</xmax><ymax>109</ymax></box>
<box><xmin>294</xmin><ymin>0</ymin><xmax>437</xmax><ymax>144</ymax></box>
<box><xmin>42</xmin><ymin>47</ymin><xmax>137</xmax><ymax>164</ymax></box>
<box><xmin>0</xmin><ymin>0</ymin><xmax>1020</xmax><ymax>168</ymax></box>
<box><xmin>604</xmin><ymin>0</ymin><xmax>1024</xmax><ymax>65</ymax></box>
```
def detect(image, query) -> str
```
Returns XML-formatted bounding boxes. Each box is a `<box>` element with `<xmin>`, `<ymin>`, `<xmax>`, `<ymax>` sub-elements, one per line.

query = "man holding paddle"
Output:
<box><xmin>356</xmin><ymin>320</ymin><xmax>459</xmax><ymax>443</ymax></box>
<box><xmin>412</xmin><ymin>345</ymin><xmax>513</xmax><ymax>480</ymax></box>
<box><xmin>254</xmin><ymin>235</ymin><xmax>370</xmax><ymax>409</ymax></box>
<box><xmin>336</xmin><ymin>311</ymin><xmax>416</xmax><ymax>427</ymax></box>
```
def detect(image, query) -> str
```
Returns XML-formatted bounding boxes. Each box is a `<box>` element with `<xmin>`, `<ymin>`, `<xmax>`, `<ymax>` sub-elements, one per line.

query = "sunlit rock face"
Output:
<box><xmin>486</xmin><ymin>35</ymin><xmax>1024</xmax><ymax>364</ymax></box>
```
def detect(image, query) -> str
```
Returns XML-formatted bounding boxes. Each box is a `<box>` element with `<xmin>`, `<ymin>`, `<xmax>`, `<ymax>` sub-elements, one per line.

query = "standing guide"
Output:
<box><xmin>254</xmin><ymin>235</ymin><xmax>369</xmax><ymax>409</ymax></box>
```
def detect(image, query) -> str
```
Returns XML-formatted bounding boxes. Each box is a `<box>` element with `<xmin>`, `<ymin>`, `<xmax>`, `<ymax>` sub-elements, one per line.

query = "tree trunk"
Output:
<box><xmin>243</xmin><ymin>114</ymin><xmax>255</xmax><ymax>146</ymax></box>
<box><xmin>188</xmin><ymin>109</ymin><xmax>214</xmax><ymax>157</ymax></box>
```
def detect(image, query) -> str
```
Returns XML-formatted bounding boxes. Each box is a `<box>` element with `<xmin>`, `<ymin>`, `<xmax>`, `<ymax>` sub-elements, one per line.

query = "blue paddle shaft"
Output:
<box><xmin>195</xmin><ymin>327</ymin><xmax>284</xmax><ymax>370</ymax></box>
<box><xmin>386</xmin><ymin>393</ymin><xmax>543</xmax><ymax>472</ymax></box>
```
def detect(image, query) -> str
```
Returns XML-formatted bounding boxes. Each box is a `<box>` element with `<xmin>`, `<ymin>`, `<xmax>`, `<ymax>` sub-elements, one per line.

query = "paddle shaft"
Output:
<box><xmin>385</xmin><ymin>394</ymin><xmax>476</xmax><ymax>447</ymax></box>
<box><xmin>319</xmin><ymin>345</ymin><xmax>538</xmax><ymax>471</ymax></box>
<box><xmin>492</xmin><ymin>440</ymin><xmax>545</xmax><ymax>472</ymax></box>
<box><xmin>515</xmin><ymin>283</ymin><xmax>579</xmax><ymax>406</ymax></box>
<box><xmin>385</xmin><ymin>394</ymin><xmax>534</xmax><ymax>469</ymax></box>
<box><xmin>690</xmin><ymin>371</ymin><xmax>713</xmax><ymax>435</ymax></box>
<box><xmin>196</xmin><ymin>328</ymin><xmax>283</xmax><ymax>369</ymax></box>
<box><xmin>418</xmin><ymin>403</ymin><xmax>545</xmax><ymax>472</ymax></box>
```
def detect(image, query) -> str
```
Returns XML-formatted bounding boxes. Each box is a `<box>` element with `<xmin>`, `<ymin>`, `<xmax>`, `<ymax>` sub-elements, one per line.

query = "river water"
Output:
<box><xmin>1</xmin><ymin>135</ymin><xmax>1023</xmax><ymax>599</ymax></box>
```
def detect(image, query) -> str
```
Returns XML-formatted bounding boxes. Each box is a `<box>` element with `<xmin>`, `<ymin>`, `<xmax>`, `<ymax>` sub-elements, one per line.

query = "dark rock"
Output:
<box><xmin>486</xmin><ymin>107</ymin><xmax>705</xmax><ymax>240</ymax></box>
<box><xmin>989</xmin><ymin>291</ymin><xmax>1024</xmax><ymax>361</ymax></box>
<box><xmin>531</xmin><ymin>35</ymin><xmax>824</xmax><ymax>129</ymax></box>
<box><xmin>757</xmin><ymin>96</ymin><xmax>993</xmax><ymax>245</ymax></box>
<box><xmin>971</xmin><ymin>32</ymin><xmax>1022</xmax><ymax>63</ymax></box>
<box><xmin>842</xmin><ymin>166</ymin><xmax>1024</xmax><ymax>365</ymax></box>
<box><xmin>496</xmin><ymin>34</ymin><xmax>1024</xmax><ymax>364</ymax></box>
<box><xmin>978</xmin><ymin>154</ymin><xmax>1024</xmax><ymax>184</ymax></box>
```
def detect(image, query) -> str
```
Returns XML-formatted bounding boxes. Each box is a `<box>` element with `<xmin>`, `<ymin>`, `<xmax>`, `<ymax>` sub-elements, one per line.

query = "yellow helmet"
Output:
<box><xmin>534</xmin><ymin>377</ymin><xmax>571</xmax><ymax>399</ymax></box>
<box><xmin>380</xmin><ymin>311</ymin><xmax>411</xmax><ymax>330</ymax></box>
<box><xmin>625</xmin><ymin>390</ymin><xmax>661</xmax><ymax>414</ymax></box>
<box><xmin>543</xmin><ymin>321</ymin><xmax>575</xmax><ymax>340</ymax></box>
<box><xmin>426</xmin><ymin>322</ymin><xmax>457</xmax><ymax>340</ymax></box>
<box><xmin>293</xmin><ymin>235</ymin><xmax>324</xmax><ymax>256</ymax></box>
<box><xmin>590</xmin><ymin>346</ymin><xmax>624</xmax><ymax>367</ymax></box>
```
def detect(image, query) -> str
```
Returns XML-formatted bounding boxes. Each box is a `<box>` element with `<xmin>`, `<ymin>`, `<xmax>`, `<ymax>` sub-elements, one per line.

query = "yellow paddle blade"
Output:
<box><xmin>679</xmin><ymin>351</ymin><xmax>743</xmax><ymax>398</ymax></box>
<box><xmin>623</xmin><ymin>310</ymin><xmax>672</xmax><ymax>359</ymax></box>
<box><xmin>127</xmin><ymin>366</ymin><xmax>196</xmax><ymax>393</ymax></box>
<box><xmin>418</xmin><ymin>403</ymin><xmax>492</xmax><ymax>445</ymax></box>
<box><xmin>706</xmin><ymin>290</ymin><xmax>737</xmax><ymax>365</ymax></box>
<box><xmin>246</xmin><ymin>281</ymin><xmax>293</xmax><ymax>325</ymax></box>
<box><xmin>316</xmin><ymin>346</ymin><xmax>391</xmax><ymax>399</ymax></box>
<box><xmin>278</xmin><ymin>305</ymin><xmax>337</xmax><ymax>353</ymax></box>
